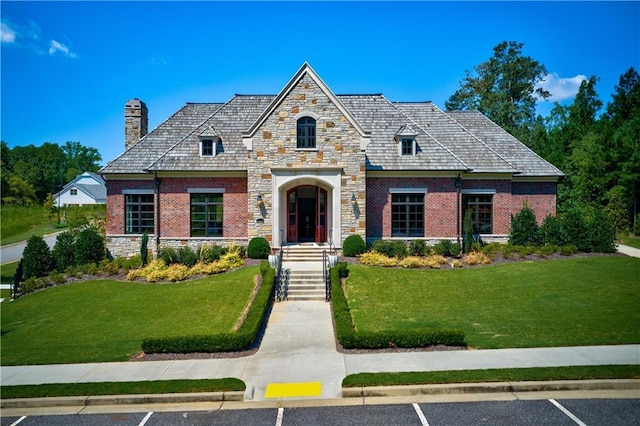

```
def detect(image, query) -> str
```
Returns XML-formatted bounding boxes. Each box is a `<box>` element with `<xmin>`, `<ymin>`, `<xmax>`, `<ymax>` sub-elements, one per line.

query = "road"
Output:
<box><xmin>1</xmin><ymin>399</ymin><xmax>639</xmax><ymax>425</ymax></box>
<box><xmin>0</xmin><ymin>233</ymin><xmax>60</xmax><ymax>265</ymax></box>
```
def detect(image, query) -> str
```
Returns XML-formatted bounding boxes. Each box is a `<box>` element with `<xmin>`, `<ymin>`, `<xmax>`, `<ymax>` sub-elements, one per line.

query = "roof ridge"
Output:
<box><xmin>384</xmin><ymin>95</ymin><xmax>471</xmax><ymax>171</ymax></box>
<box><xmin>145</xmin><ymin>100</ymin><xmax>231</xmax><ymax>171</ymax></box>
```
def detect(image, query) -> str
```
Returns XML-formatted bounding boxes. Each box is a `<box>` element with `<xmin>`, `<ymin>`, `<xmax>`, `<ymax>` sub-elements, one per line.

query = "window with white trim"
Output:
<box><xmin>400</xmin><ymin>138</ymin><xmax>416</xmax><ymax>156</ymax></box>
<box><xmin>391</xmin><ymin>193</ymin><xmax>424</xmax><ymax>237</ymax></box>
<box><xmin>200</xmin><ymin>138</ymin><xmax>219</xmax><ymax>157</ymax></box>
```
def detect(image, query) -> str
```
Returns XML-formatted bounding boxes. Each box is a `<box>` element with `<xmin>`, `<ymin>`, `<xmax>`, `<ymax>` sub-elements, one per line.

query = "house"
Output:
<box><xmin>101</xmin><ymin>63</ymin><xmax>563</xmax><ymax>258</ymax></box>
<box><xmin>55</xmin><ymin>171</ymin><xmax>106</xmax><ymax>207</ymax></box>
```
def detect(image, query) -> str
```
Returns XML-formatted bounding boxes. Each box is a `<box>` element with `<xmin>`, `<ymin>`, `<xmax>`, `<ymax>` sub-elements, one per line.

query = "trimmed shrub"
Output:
<box><xmin>424</xmin><ymin>255</ymin><xmax>448</xmax><ymax>269</ymax></box>
<box><xmin>407</xmin><ymin>239</ymin><xmax>427</xmax><ymax>257</ymax></box>
<box><xmin>586</xmin><ymin>207</ymin><xmax>616</xmax><ymax>253</ymax></box>
<box><xmin>562</xmin><ymin>206</ymin><xmax>590</xmax><ymax>252</ymax></box>
<box><xmin>140</xmin><ymin>232</ymin><xmax>149</xmax><ymax>266</ymax></box>
<box><xmin>74</xmin><ymin>227</ymin><xmax>105</xmax><ymax>265</ymax></box>
<box><xmin>399</xmin><ymin>256</ymin><xmax>425</xmax><ymax>268</ymax></box>
<box><xmin>343</xmin><ymin>235</ymin><xmax>366</xmax><ymax>257</ymax></box>
<box><xmin>177</xmin><ymin>246</ymin><xmax>198</xmax><ymax>267</ymax></box>
<box><xmin>359</xmin><ymin>252</ymin><xmax>397</xmax><ymax>267</ymax></box>
<box><xmin>464</xmin><ymin>251</ymin><xmax>491</xmax><ymax>266</ymax></box>
<box><xmin>247</xmin><ymin>237</ymin><xmax>271</xmax><ymax>259</ymax></box>
<box><xmin>114</xmin><ymin>255</ymin><xmax>142</xmax><ymax>272</ymax></box>
<box><xmin>540</xmin><ymin>214</ymin><xmax>566</xmax><ymax>246</ymax></box>
<box><xmin>463</xmin><ymin>209</ymin><xmax>474</xmax><ymax>254</ymax></box>
<box><xmin>451</xmin><ymin>259</ymin><xmax>464</xmax><ymax>268</ymax></box>
<box><xmin>372</xmin><ymin>240</ymin><xmax>407</xmax><ymax>258</ymax></box>
<box><xmin>157</xmin><ymin>247</ymin><xmax>179</xmax><ymax>265</ymax></box>
<box><xmin>433</xmin><ymin>239</ymin><xmax>457</xmax><ymax>257</ymax></box>
<box><xmin>52</xmin><ymin>231</ymin><xmax>75</xmax><ymax>272</ymax></box>
<box><xmin>509</xmin><ymin>202</ymin><xmax>541</xmax><ymax>246</ymax></box>
<box><xmin>22</xmin><ymin>235</ymin><xmax>54</xmax><ymax>279</ymax></box>
<box><xmin>481</xmin><ymin>242</ymin><xmax>503</xmax><ymax>259</ymax></box>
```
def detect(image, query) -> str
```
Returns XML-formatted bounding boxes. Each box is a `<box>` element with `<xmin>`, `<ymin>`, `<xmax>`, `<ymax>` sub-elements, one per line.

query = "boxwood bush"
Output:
<box><xmin>342</xmin><ymin>235</ymin><xmax>366</xmax><ymax>257</ymax></box>
<box><xmin>330</xmin><ymin>262</ymin><xmax>465</xmax><ymax>349</ymax></box>
<box><xmin>247</xmin><ymin>237</ymin><xmax>271</xmax><ymax>259</ymax></box>
<box><xmin>372</xmin><ymin>240</ymin><xmax>407</xmax><ymax>258</ymax></box>
<box><xmin>141</xmin><ymin>262</ymin><xmax>275</xmax><ymax>354</ymax></box>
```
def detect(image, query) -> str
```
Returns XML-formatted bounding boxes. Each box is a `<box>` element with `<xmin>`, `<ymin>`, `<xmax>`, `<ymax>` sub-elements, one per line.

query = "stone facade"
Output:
<box><xmin>245</xmin><ymin>74</ymin><xmax>366</xmax><ymax>246</ymax></box>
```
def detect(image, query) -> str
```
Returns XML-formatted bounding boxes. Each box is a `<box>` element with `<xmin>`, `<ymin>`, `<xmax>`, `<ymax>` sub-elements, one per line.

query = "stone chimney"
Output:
<box><xmin>124</xmin><ymin>98</ymin><xmax>148</xmax><ymax>150</ymax></box>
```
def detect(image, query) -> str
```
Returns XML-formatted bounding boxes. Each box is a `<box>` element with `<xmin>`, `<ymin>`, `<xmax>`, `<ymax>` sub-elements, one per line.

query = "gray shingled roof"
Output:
<box><xmin>446</xmin><ymin>110</ymin><xmax>564</xmax><ymax>177</ymax></box>
<box><xmin>101</xmin><ymin>93</ymin><xmax>562</xmax><ymax>177</ymax></box>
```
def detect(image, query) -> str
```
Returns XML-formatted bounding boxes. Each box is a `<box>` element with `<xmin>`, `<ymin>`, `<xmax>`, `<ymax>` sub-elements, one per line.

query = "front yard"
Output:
<box><xmin>344</xmin><ymin>256</ymin><xmax>640</xmax><ymax>349</ymax></box>
<box><xmin>1</xmin><ymin>266</ymin><xmax>259</xmax><ymax>365</ymax></box>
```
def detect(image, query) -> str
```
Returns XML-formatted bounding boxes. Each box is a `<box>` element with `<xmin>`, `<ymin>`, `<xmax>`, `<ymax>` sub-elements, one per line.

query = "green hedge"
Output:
<box><xmin>141</xmin><ymin>263</ymin><xmax>275</xmax><ymax>353</ymax></box>
<box><xmin>330</xmin><ymin>262</ymin><xmax>465</xmax><ymax>349</ymax></box>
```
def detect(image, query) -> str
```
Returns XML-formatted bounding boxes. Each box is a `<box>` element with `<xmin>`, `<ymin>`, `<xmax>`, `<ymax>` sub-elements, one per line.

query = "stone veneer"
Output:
<box><xmin>245</xmin><ymin>74</ymin><xmax>366</xmax><ymax>247</ymax></box>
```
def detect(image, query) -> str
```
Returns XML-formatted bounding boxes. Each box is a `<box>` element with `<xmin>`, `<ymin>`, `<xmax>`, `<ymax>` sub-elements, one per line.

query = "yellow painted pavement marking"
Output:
<box><xmin>264</xmin><ymin>381</ymin><xmax>322</xmax><ymax>398</ymax></box>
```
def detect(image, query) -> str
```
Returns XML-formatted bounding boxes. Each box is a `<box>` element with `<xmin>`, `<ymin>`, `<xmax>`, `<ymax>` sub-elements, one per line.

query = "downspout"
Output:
<box><xmin>153</xmin><ymin>171</ymin><xmax>161</xmax><ymax>254</ymax></box>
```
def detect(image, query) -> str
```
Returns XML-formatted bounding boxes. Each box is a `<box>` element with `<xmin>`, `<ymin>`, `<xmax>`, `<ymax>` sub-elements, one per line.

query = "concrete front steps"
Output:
<box><xmin>286</xmin><ymin>269</ymin><xmax>326</xmax><ymax>301</ymax></box>
<box><xmin>282</xmin><ymin>243</ymin><xmax>331</xmax><ymax>262</ymax></box>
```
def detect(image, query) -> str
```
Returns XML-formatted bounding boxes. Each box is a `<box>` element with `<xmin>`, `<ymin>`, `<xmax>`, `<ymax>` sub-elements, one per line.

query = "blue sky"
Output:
<box><xmin>2</xmin><ymin>1</ymin><xmax>638</xmax><ymax>166</ymax></box>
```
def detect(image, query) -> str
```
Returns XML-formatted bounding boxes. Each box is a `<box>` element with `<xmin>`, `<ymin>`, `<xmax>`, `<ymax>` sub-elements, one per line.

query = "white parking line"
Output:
<box><xmin>549</xmin><ymin>399</ymin><xmax>587</xmax><ymax>426</ymax></box>
<box><xmin>138</xmin><ymin>411</ymin><xmax>154</xmax><ymax>426</ymax></box>
<box><xmin>10</xmin><ymin>416</ymin><xmax>27</xmax><ymax>426</ymax></box>
<box><xmin>275</xmin><ymin>407</ymin><xmax>284</xmax><ymax>426</ymax></box>
<box><xmin>412</xmin><ymin>403</ymin><xmax>430</xmax><ymax>426</ymax></box>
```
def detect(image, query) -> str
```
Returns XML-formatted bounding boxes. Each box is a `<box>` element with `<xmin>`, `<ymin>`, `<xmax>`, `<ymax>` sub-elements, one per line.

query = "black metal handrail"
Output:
<box><xmin>328</xmin><ymin>228</ymin><xmax>335</xmax><ymax>256</ymax></box>
<box><xmin>323</xmin><ymin>249</ymin><xmax>331</xmax><ymax>302</ymax></box>
<box><xmin>274</xmin><ymin>245</ymin><xmax>284</xmax><ymax>301</ymax></box>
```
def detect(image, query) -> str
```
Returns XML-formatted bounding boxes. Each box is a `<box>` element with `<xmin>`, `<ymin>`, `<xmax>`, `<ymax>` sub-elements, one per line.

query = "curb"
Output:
<box><xmin>0</xmin><ymin>391</ymin><xmax>244</xmax><ymax>409</ymax></box>
<box><xmin>342</xmin><ymin>379</ymin><xmax>640</xmax><ymax>398</ymax></box>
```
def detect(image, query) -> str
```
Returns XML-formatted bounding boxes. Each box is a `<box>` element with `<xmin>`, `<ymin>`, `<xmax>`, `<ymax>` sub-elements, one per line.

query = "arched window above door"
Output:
<box><xmin>296</xmin><ymin>116</ymin><xmax>316</xmax><ymax>149</ymax></box>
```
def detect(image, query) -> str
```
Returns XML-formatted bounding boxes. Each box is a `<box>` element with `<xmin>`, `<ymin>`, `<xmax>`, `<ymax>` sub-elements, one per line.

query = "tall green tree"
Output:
<box><xmin>445</xmin><ymin>41</ymin><xmax>550</xmax><ymax>144</ymax></box>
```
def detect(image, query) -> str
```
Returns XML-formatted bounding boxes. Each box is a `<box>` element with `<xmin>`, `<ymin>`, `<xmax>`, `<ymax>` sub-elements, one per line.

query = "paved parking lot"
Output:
<box><xmin>2</xmin><ymin>399</ymin><xmax>639</xmax><ymax>425</ymax></box>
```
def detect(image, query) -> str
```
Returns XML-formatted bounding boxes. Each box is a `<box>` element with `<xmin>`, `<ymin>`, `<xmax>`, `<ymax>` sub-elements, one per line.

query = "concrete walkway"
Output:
<box><xmin>617</xmin><ymin>243</ymin><xmax>640</xmax><ymax>258</ymax></box>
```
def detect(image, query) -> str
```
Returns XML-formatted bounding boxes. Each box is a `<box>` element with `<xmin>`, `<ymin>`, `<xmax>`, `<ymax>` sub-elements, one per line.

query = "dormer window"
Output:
<box><xmin>400</xmin><ymin>138</ymin><xmax>415</xmax><ymax>156</ymax></box>
<box><xmin>199</xmin><ymin>126</ymin><xmax>220</xmax><ymax>157</ymax></box>
<box><xmin>201</xmin><ymin>139</ymin><xmax>215</xmax><ymax>156</ymax></box>
<box><xmin>395</xmin><ymin>125</ymin><xmax>417</xmax><ymax>156</ymax></box>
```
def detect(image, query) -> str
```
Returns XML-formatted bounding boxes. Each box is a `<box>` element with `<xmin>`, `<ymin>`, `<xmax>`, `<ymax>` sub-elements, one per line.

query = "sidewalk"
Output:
<box><xmin>2</xmin><ymin>299</ymin><xmax>639</xmax><ymax>401</ymax></box>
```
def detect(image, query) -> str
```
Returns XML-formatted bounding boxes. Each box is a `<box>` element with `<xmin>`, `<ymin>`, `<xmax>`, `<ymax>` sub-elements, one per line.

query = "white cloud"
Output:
<box><xmin>536</xmin><ymin>73</ymin><xmax>587</xmax><ymax>102</ymax></box>
<box><xmin>1</xmin><ymin>21</ymin><xmax>17</xmax><ymax>43</ymax></box>
<box><xmin>48</xmin><ymin>39</ymin><xmax>77</xmax><ymax>58</ymax></box>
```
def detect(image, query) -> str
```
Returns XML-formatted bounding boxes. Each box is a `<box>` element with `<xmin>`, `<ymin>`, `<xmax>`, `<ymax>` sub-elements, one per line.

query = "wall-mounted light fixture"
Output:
<box><xmin>351</xmin><ymin>192</ymin><xmax>357</xmax><ymax>202</ymax></box>
<box><xmin>256</xmin><ymin>193</ymin><xmax>264</xmax><ymax>208</ymax></box>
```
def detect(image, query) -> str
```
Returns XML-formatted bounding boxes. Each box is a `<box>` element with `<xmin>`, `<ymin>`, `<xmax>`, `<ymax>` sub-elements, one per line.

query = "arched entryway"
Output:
<box><xmin>286</xmin><ymin>186</ymin><xmax>327</xmax><ymax>243</ymax></box>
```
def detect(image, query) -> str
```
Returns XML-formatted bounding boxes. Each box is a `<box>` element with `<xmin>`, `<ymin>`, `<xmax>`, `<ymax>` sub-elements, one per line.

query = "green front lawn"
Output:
<box><xmin>345</xmin><ymin>257</ymin><xmax>640</xmax><ymax>349</ymax></box>
<box><xmin>1</xmin><ymin>379</ymin><xmax>245</xmax><ymax>399</ymax></box>
<box><xmin>1</xmin><ymin>266</ymin><xmax>259</xmax><ymax>365</ymax></box>
<box><xmin>343</xmin><ymin>365</ymin><xmax>640</xmax><ymax>387</ymax></box>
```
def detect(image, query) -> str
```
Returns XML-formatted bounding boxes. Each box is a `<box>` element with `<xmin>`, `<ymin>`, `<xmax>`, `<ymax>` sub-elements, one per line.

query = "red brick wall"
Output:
<box><xmin>159</xmin><ymin>177</ymin><xmax>247</xmax><ymax>238</ymax></box>
<box><xmin>106</xmin><ymin>179</ymin><xmax>155</xmax><ymax>235</ymax></box>
<box><xmin>366</xmin><ymin>177</ymin><xmax>558</xmax><ymax>239</ymax></box>
<box><xmin>106</xmin><ymin>177</ymin><xmax>247</xmax><ymax>238</ymax></box>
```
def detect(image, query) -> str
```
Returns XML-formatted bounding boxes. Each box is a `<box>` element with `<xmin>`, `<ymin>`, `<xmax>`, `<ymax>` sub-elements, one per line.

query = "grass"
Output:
<box><xmin>342</xmin><ymin>365</ymin><xmax>640</xmax><ymax>387</ymax></box>
<box><xmin>1</xmin><ymin>266</ymin><xmax>259</xmax><ymax>365</ymax></box>
<box><xmin>618</xmin><ymin>233</ymin><xmax>640</xmax><ymax>249</ymax></box>
<box><xmin>1</xmin><ymin>379</ymin><xmax>245</xmax><ymax>399</ymax></box>
<box><xmin>1</xmin><ymin>261</ymin><xmax>19</xmax><ymax>284</ymax></box>
<box><xmin>0</xmin><ymin>204</ymin><xmax>68</xmax><ymax>246</ymax></box>
<box><xmin>345</xmin><ymin>257</ymin><xmax>640</xmax><ymax>349</ymax></box>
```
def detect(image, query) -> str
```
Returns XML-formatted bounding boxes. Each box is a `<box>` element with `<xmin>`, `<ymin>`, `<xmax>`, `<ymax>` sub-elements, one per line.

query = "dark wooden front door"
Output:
<box><xmin>286</xmin><ymin>186</ymin><xmax>327</xmax><ymax>243</ymax></box>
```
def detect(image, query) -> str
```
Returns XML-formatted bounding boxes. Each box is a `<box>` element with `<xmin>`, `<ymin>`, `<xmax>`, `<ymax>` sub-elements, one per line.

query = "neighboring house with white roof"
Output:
<box><xmin>101</xmin><ymin>63</ymin><xmax>563</xmax><ymax>257</ymax></box>
<box><xmin>55</xmin><ymin>172</ymin><xmax>106</xmax><ymax>207</ymax></box>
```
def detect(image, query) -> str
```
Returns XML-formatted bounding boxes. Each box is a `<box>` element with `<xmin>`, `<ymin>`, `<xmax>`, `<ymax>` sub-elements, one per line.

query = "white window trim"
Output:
<box><xmin>200</xmin><ymin>138</ymin><xmax>217</xmax><ymax>157</ymax></box>
<box><xmin>122</xmin><ymin>189</ymin><xmax>154</xmax><ymax>195</ymax></box>
<box><xmin>187</xmin><ymin>188</ymin><xmax>226</xmax><ymax>193</ymax></box>
<box><xmin>398</xmin><ymin>138</ymin><xmax>416</xmax><ymax>156</ymax></box>
<box><xmin>389</xmin><ymin>188</ymin><xmax>428</xmax><ymax>194</ymax></box>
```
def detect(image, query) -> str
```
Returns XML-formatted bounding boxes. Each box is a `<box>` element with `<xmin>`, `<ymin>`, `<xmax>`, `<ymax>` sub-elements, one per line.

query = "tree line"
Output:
<box><xmin>1</xmin><ymin>141</ymin><xmax>102</xmax><ymax>205</ymax></box>
<box><xmin>446</xmin><ymin>41</ymin><xmax>639</xmax><ymax>234</ymax></box>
